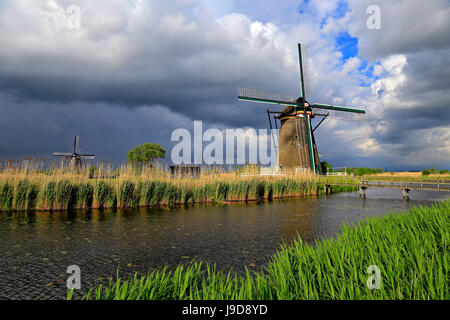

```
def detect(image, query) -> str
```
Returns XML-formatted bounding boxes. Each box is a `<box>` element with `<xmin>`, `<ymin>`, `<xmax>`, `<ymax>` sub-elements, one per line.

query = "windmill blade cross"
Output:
<box><xmin>236</xmin><ymin>42</ymin><xmax>367</xmax><ymax>175</ymax></box>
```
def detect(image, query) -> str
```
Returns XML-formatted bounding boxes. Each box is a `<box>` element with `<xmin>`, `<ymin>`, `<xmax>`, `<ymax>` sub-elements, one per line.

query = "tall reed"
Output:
<box><xmin>0</xmin><ymin>163</ymin><xmax>326</xmax><ymax>211</ymax></box>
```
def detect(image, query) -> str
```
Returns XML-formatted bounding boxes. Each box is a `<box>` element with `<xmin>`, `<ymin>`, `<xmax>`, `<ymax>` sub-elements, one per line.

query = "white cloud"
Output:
<box><xmin>346</xmin><ymin>0</ymin><xmax>450</xmax><ymax>59</ymax></box>
<box><xmin>0</xmin><ymin>0</ymin><xmax>448</xmax><ymax>169</ymax></box>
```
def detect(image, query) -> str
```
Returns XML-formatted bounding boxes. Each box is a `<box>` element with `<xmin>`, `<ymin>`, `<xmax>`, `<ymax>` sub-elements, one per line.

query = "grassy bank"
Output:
<box><xmin>0</xmin><ymin>168</ymin><xmax>330</xmax><ymax>211</ymax></box>
<box><xmin>74</xmin><ymin>200</ymin><xmax>449</xmax><ymax>300</ymax></box>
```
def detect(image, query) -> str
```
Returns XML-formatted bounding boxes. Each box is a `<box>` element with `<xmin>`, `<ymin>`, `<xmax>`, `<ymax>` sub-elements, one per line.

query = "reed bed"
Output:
<box><xmin>0</xmin><ymin>160</ymin><xmax>327</xmax><ymax>212</ymax></box>
<box><xmin>74</xmin><ymin>200</ymin><xmax>449</xmax><ymax>300</ymax></box>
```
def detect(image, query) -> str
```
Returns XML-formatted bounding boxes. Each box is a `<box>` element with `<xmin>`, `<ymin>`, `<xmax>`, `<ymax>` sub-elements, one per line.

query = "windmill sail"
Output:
<box><xmin>238</xmin><ymin>87</ymin><xmax>296</xmax><ymax>106</ymax></box>
<box><xmin>79</xmin><ymin>155</ymin><xmax>95</xmax><ymax>159</ymax></box>
<box><xmin>314</xmin><ymin>109</ymin><xmax>366</xmax><ymax>122</ymax></box>
<box><xmin>298</xmin><ymin>43</ymin><xmax>312</xmax><ymax>99</ymax></box>
<box><xmin>300</xmin><ymin>44</ymin><xmax>311</xmax><ymax>99</ymax></box>
<box><xmin>312</xmin><ymin>103</ymin><xmax>365</xmax><ymax>114</ymax></box>
<box><xmin>53</xmin><ymin>152</ymin><xmax>72</xmax><ymax>156</ymax></box>
<box><xmin>298</xmin><ymin>44</ymin><xmax>315</xmax><ymax>170</ymax></box>
<box><xmin>74</xmin><ymin>136</ymin><xmax>80</xmax><ymax>154</ymax></box>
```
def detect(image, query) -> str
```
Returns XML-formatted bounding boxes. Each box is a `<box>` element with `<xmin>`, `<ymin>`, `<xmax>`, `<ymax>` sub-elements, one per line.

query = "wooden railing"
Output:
<box><xmin>319</xmin><ymin>176</ymin><xmax>450</xmax><ymax>192</ymax></box>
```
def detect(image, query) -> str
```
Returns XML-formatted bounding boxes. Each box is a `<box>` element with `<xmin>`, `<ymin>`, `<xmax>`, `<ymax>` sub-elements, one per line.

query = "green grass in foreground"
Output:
<box><xmin>72</xmin><ymin>200</ymin><xmax>449</xmax><ymax>300</ymax></box>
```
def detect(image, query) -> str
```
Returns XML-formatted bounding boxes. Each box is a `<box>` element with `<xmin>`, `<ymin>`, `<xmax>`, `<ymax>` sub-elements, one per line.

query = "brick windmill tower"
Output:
<box><xmin>238</xmin><ymin>43</ymin><xmax>366</xmax><ymax>174</ymax></box>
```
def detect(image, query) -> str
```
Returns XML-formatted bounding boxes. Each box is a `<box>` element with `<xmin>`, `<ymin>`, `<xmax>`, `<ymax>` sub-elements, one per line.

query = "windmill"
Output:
<box><xmin>53</xmin><ymin>136</ymin><xmax>95</xmax><ymax>169</ymax></box>
<box><xmin>238</xmin><ymin>43</ymin><xmax>366</xmax><ymax>174</ymax></box>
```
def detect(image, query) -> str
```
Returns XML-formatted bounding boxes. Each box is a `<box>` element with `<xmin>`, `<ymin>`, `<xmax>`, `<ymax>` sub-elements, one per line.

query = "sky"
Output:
<box><xmin>0</xmin><ymin>0</ymin><xmax>449</xmax><ymax>170</ymax></box>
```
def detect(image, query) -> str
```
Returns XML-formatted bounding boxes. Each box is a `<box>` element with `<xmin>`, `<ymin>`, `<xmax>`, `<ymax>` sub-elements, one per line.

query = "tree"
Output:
<box><xmin>126</xmin><ymin>143</ymin><xmax>166</xmax><ymax>166</ymax></box>
<box><xmin>320</xmin><ymin>161</ymin><xmax>332</xmax><ymax>174</ymax></box>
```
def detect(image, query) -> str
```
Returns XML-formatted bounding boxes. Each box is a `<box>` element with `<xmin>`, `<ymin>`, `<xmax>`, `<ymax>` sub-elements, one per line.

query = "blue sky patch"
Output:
<box><xmin>336</xmin><ymin>32</ymin><xmax>358</xmax><ymax>61</ymax></box>
<box><xmin>357</xmin><ymin>61</ymin><xmax>382</xmax><ymax>87</ymax></box>
<box><xmin>332</xmin><ymin>1</ymin><xmax>349</xmax><ymax>19</ymax></box>
<box><xmin>320</xmin><ymin>1</ymin><xmax>349</xmax><ymax>29</ymax></box>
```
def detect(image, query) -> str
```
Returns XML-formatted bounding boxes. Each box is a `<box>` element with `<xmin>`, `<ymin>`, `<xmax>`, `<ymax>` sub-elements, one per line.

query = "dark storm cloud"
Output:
<box><xmin>347</xmin><ymin>0</ymin><xmax>450</xmax><ymax>60</ymax></box>
<box><xmin>0</xmin><ymin>0</ymin><xmax>298</xmax><ymax>129</ymax></box>
<box><xmin>0</xmin><ymin>0</ymin><xmax>448</xmax><ymax>169</ymax></box>
<box><xmin>0</xmin><ymin>94</ymin><xmax>194</xmax><ymax>163</ymax></box>
<box><xmin>0</xmin><ymin>71</ymin><xmax>270</xmax><ymax>129</ymax></box>
<box><xmin>366</xmin><ymin>47</ymin><xmax>450</xmax><ymax>162</ymax></box>
<box><xmin>398</xmin><ymin>48</ymin><xmax>450</xmax><ymax>99</ymax></box>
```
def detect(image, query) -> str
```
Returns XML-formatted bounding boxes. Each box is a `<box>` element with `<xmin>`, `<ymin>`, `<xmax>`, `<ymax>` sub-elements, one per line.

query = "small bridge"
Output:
<box><xmin>320</xmin><ymin>176</ymin><xmax>450</xmax><ymax>200</ymax></box>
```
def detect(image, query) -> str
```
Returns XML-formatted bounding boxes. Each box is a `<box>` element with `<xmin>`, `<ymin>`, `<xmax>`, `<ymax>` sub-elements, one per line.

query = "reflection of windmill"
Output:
<box><xmin>238</xmin><ymin>43</ymin><xmax>366</xmax><ymax>174</ymax></box>
<box><xmin>53</xmin><ymin>136</ymin><xmax>95</xmax><ymax>169</ymax></box>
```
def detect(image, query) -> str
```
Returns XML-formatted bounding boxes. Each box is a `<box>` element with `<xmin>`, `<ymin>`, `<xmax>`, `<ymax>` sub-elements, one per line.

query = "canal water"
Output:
<box><xmin>0</xmin><ymin>188</ymin><xmax>448</xmax><ymax>299</ymax></box>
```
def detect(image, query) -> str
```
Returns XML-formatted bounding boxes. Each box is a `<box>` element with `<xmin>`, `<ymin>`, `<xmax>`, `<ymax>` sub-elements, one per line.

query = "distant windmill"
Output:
<box><xmin>53</xmin><ymin>136</ymin><xmax>95</xmax><ymax>169</ymax></box>
<box><xmin>238</xmin><ymin>43</ymin><xmax>366</xmax><ymax>174</ymax></box>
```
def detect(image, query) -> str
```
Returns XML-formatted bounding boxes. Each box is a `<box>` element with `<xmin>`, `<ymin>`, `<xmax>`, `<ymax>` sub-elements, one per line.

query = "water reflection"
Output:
<box><xmin>0</xmin><ymin>189</ymin><xmax>447</xmax><ymax>299</ymax></box>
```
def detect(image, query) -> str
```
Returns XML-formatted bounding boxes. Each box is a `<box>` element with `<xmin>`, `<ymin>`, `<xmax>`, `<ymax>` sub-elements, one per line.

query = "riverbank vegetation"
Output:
<box><xmin>422</xmin><ymin>166</ymin><xmax>449</xmax><ymax>176</ymax></box>
<box><xmin>0</xmin><ymin>160</ymin><xmax>346</xmax><ymax>212</ymax></box>
<box><xmin>363</xmin><ymin>171</ymin><xmax>450</xmax><ymax>182</ymax></box>
<box><xmin>322</xmin><ymin>169</ymin><xmax>450</xmax><ymax>184</ymax></box>
<box><xmin>73</xmin><ymin>200</ymin><xmax>449</xmax><ymax>300</ymax></box>
<box><xmin>321</xmin><ymin>162</ymin><xmax>449</xmax><ymax>181</ymax></box>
